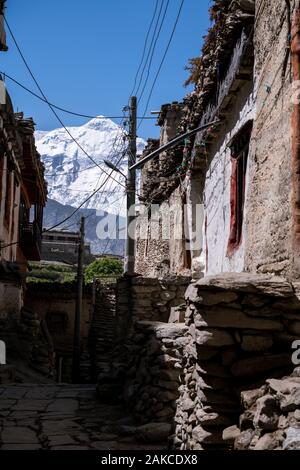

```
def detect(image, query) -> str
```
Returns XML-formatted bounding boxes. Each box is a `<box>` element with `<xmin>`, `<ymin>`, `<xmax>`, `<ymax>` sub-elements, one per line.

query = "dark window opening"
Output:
<box><xmin>227</xmin><ymin>121</ymin><xmax>253</xmax><ymax>256</ymax></box>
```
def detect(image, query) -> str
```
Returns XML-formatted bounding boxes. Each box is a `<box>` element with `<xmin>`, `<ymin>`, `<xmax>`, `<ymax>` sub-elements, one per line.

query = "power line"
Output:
<box><xmin>0</xmin><ymin>71</ymin><xmax>156</xmax><ymax>120</ymax></box>
<box><xmin>43</xmin><ymin>151</ymin><xmax>126</xmax><ymax>234</ymax></box>
<box><xmin>138</xmin><ymin>0</ymin><xmax>185</xmax><ymax>128</ymax></box>
<box><xmin>3</xmin><ymin>18</ymin><xmax>126</xmax><ymax>189</ymax></box>
<box><xmin>134</xmin><ymin>0</ymin><xmax>167</xmax><ymax>99</ymax></box>
<box><xmin>138</xmin><ymin>0</ymin><xmax>170</xmax><ymax>104</ymax></box>
<box><xmin>129</xmin><ymin>0</ymin><xmax>160</xmax><ymax>98</ymax></box>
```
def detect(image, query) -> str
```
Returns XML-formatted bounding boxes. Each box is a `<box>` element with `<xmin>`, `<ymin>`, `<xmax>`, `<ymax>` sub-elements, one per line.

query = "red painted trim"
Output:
<box><xmin>227</xmin><ymin>157</ymin><xmax>243</xmax><ymax>257</ymax></box>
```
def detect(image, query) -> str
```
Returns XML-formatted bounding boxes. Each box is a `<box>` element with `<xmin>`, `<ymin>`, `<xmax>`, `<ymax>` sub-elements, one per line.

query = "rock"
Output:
<box><xmin>160</xmin><ymin>291</ymin><xmax>176</xmax><ymax>301</ymax></box>
<box><xmin>241</xmin><ymin>295</ymin><xmax>269</xmax><ymax>307</ymax></box>
<box><xmin>196</xmin><ymin>291</ymin><xmax>238</xmax><ymax>306</ymax></box>
<box><xmin>253</xmin><ymin>432</ymin><xmax>279</xmax><ymax>450</ymax></box>
<box><xmin>283</xmin><ymin>427</ymin><xmax>300</xmax><ymax>450</ymax></box>
<box><xmin>192</xmin><ymin>425</ymin><xmax>223</xmax><ymax>445</ymax></box>
<box><xmin>280</xmin><ymin>388</ymin><xmax>300</xmax><ymax>412</ymax></box>
<box><xmin>288</xmin><ymin>321</ymin><xmax>300</xmax><ymax>335</ymax></box>
<box><xmin>294</xmin><ymin>409</ymin><xmax>300</xmax><ymax>421</ymax></box>
<box><xmin>155</xmin><ymin>323</ymin><xmax>188</xmax><ymax>339</ymax></box>
<box><xmin>195</xmin><ymin>410</ymin><xmax>233</xmax><ymax>427</ymax></box>
<box><xmin>169</xmin><ymin>306</ymin><xmax>185</xmax><ymax>323</ymax></box>
<box><xmin>181</xmin><ymin>397</ymin><xmax>196</xmax><ymax>412</ymax></box>
<box><xmin>231</xmin><ymin>354</ymin><xmax>291</xmax><ymax>377</ymax></box>
<box><xmin>241</xmin><ymin>387</ymin><xmax>265</xmax><ymax>408</ymax></box>
<box><xmin>195</xmin><ymin>273</ymin><xmax>293</xmax><ymax>297</ymax></box>
<box><xmin>241</xmin><ymin>335</ymin><xmax>273</xmax><ymax>351</ymax></box>
<box><xmin>267</xmin><ymin>377</ymin><xmax>300</xmax><ymax>395</ymax></box>
<box><xmin>156</xmin><ymin>354</ymin><xmax>178</xmax><ymax>368</ymax></box>
<box><xmin>222</xmin><ymin>425</ymin><xmax>241</xmax><ymax>442</ymax></box>
<box><xmin>234</xmin><ymin>429</ymin><xmax>254</xmax><ymax>450</ymax></box>
<box><xmin>135</xmin><ymin>423</ymin><xmax>172</xmax><ymax>443</ymax></box>
<box><xmin>190</xmin><ymin>326</ymin><xmax>235</xmax><ymax>347</ymax></box>
<box><xmin>253</xmin><ymin>395</ymin><xmax>279</xmax><ymax>431</ymax></box>
<box><xmin>185</xmin><ymin>284</ymin><xmax>202</xmax><ymax>303</ymax></box>
<box><xmin>239</xmin><ymin>410</ymin><xmax>255</xmax><ymax>430</ymax></box>
<box><xmin>195</xmin><ymin>308</ymin><xmax>283</xmax><ymax>331</ymax></box>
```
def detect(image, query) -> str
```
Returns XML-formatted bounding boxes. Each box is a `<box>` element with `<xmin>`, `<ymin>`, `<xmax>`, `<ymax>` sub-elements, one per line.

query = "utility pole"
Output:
<box><xmin>72</xmin><ymin>216</ymin><xmax>85</xmax><ymax>383</ymax></box>
<box><xmin>125</xmin><ymin>96</ymin><xmax>137</xmax><ymax>275</ymax></box>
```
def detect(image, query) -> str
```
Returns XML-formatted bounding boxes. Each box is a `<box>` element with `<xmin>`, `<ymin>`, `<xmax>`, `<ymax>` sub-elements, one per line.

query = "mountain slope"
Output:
<box><xmin>35</xmin><ymin>117</ymin><xmax>145</xmax><ymax>255</ymax></box>
<box><xmin>43</xmin><ymin>199</ymin><xmax>125</xmax><ymax>255</ymax></box>
<box><xmin>35</xmin><ymin>117</ymin><xmax>145</xmax><ymax>216</ymax></box>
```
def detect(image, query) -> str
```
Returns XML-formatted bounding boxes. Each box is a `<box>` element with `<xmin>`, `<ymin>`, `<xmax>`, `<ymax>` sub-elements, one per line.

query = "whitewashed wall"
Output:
<box><xmin>197</xmin><ymin>82</ymin><xmax>255</xmax><ymax>275</ymax></box>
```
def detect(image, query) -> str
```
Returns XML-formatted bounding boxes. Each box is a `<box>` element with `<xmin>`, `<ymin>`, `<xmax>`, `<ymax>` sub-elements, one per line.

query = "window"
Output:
<box><xmin>227</xmin><ymin>121</ymin><xmax>253</xmax><ymax>256</ymax></box>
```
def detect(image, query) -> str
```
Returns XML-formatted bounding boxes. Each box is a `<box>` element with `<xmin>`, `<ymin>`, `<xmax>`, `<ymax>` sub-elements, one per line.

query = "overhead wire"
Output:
<box><xmin>138</xmin><ymin>0</ymin><xmax>185</xmax><ymax>129</ymax></box>
<box><xmin>129</xmin><ymin>0</ymin><xmax>160</xmax><ymax>98</ymax></box>
<box><xmin>0</xmin><ymin>71</ymin><xmax>156</xmax><ymax>120</ymax></box>
<box><xmin>3</xmin><ymin>18</ymin><xmax>126</xmax><ymax>190</ymax></box>
<box><xmin>134</xmin><ymin>0</ymin><xmax>167</xmax><ymax>99</ymax></box>
<box><xmin>137</xmin><ymin>0</ymin><xmax>170</xmax><ymax>104</ymax></box>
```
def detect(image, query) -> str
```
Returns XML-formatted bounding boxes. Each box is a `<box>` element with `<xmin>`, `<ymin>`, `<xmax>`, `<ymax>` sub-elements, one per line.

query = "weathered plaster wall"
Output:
<box><xmin>245</xmin><ymin>0</ymin><xmax>293</xmax><ymax>277</ymax></box>
<box><xmin>202</xmin><ymin>79</ymin><xmax>255</xmax><ymax>275</ymax></box>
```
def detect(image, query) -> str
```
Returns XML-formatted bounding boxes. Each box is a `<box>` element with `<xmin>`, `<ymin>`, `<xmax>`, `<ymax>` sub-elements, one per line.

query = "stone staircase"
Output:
<box><xmin>80</xmin><ymin>282</ymin><xmax>117</xmax><ymax>383</ymax></box>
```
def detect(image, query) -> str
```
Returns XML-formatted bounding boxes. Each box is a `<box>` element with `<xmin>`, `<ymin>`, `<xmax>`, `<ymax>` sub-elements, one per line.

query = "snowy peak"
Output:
<box><xmin>35</xmin><ymin>118</ymin><xmax>145</xmax><ymax>216</ymax></box>
<box><xmin>82</xmin><ymin>116</ymin><xmax>121</xmax><ymax>132</ymax></box>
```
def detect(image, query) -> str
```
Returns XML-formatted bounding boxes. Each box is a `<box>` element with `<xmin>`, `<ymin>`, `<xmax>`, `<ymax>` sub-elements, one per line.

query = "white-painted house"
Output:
<box><xmin>136</xmin><ymin>0</ymin><xmax>298</xmax><ymax>282</ymax></box>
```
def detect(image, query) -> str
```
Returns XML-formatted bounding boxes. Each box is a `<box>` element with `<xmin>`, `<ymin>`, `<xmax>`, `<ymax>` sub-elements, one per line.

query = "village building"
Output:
<box><xmin>0</xmin><ymin>63</ymin><xmax>47</xmax><ymax>321</ymax></box>
<box><xmin>136</xmin><ymin>0</ymin><xmax>298</xmax><ymax>282</ymax></box>
<box><xmin>41</xmin><ymin>229</ymin><xmax>93</xmax><ymax>265</ymax></box>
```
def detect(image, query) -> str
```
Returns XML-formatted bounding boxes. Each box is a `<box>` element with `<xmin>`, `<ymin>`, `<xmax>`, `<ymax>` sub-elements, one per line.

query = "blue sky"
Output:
<box><xmin>2</xmin><ymin>0</ymin><xmax>210</xmax><ymax>139</ymax></box>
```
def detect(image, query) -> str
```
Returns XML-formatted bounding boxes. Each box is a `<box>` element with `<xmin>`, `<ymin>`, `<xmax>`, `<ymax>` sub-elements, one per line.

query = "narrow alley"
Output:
<box><xmin>0</xmin><ymin>383</ymin><xmax>166</xmax><ymax>450</ymax></box>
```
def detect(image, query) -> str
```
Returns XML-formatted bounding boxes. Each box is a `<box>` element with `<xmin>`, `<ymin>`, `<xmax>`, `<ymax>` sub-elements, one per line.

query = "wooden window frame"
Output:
<box><xmin>227</xmin><ymin>121</ymin><xmax>253</xmax><ymax>256</ymax></box>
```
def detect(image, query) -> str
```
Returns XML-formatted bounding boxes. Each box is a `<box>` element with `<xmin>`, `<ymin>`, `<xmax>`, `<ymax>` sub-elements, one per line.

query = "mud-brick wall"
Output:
<box><xmin>174</xmin><ymin>273</ymin><xmax>300</xmax><ymax>450</ymax></box>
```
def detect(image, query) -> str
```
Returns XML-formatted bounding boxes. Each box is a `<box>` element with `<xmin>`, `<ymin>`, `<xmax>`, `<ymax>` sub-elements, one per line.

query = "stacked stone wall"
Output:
<box><xmin>174</xmin><ymin>273</ymin><xmax>300</xmax><ymax>449</ymax></box>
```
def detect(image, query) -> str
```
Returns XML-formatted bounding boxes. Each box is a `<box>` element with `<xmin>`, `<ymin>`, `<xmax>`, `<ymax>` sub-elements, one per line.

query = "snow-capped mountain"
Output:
<box><xmin>35</xmin><ymin>117</ymin><xmax>145</xmax><ymax>255</ymax></box>
<box><xmin>35</xmin><ymin>117</ymin><xmax>145</xmax><ymax>217</ymax></box>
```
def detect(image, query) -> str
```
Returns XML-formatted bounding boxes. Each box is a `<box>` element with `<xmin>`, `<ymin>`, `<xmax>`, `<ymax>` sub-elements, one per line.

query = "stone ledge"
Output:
<box><xmin>194</xmin><ymin>273</ymin><xmax>294</xmax><ymax>297</ymax></box>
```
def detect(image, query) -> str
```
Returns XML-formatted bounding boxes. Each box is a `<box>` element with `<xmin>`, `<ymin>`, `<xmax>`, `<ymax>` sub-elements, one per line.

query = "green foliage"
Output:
<box><xmin>27</xmin><ymin>262</ymin><xmax>76</xmax><ymax>284</ymax></box>
<box><xmin>84</xmin><ymin>258</ymin><xmax>123</xmax><ymax>283</ymax></box>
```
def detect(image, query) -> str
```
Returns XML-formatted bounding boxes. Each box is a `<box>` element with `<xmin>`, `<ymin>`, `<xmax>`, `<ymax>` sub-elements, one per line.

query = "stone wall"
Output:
<box><xmin>97</xmin><ymin>275</ymin><xmax>190</xmax><ymax>402</ymax></box>
<box><xmin>114</xmin><ymin>275</ymin><xmax>190</xmax><ymax>339</ymax></box>
<box><xmin>135</xmin><ymin>187</ymin><xmax>189</xmax><ymax>278</ymax></box>
<box><xmin>124</xmin><ymin>321</ymin><xmax>187</xmax><ymax>425</ymax></box>
<box><xmin>244</xmin><ymin>0</ymin><xmax>293</xmax><ymax>277</ymax></box>
<box><xmin>0</xmin><ymin>307</ymin><xmax>55</xmax><ymax>382</ymax></box>
<box><xmin>130</xmin><ymin>276</ymin><xmax>190</xmax><ymax>323</ymax></box>
<box><xmin>174</xmin><ymin>273</ymin><xmax>300</xmax><ymax>450</ymax></box>
<box><xmin>225</xmin><ymin>367</ymin><xmax>300</xmax><ymax>450</ymax></box>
